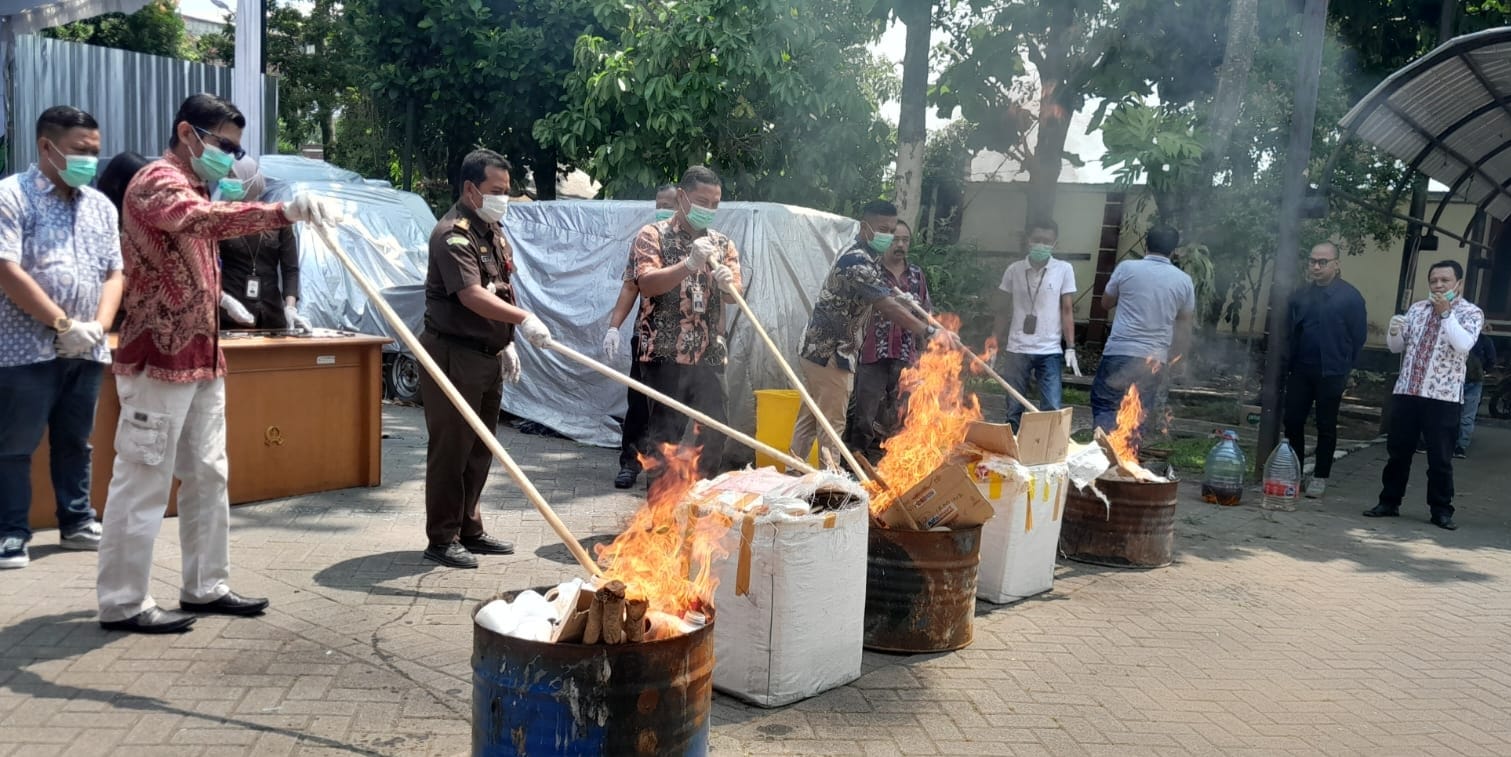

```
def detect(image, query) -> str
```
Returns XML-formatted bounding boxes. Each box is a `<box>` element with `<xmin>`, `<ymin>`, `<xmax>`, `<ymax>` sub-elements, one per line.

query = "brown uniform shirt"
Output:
<box><xmin>423</xmin><ymin>203</ymin><xmax>516</xmax><ymax>353</ymax></box>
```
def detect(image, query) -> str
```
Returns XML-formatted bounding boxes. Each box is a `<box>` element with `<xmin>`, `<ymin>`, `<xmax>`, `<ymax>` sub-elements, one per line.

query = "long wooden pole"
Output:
<box><xmin>715</xmin><ymin>268</ymin><xmax>869</xmax><ymax>483</ymax></box>
<box><xmin>310</xmin><ymin>224</ymin><xmax>602</xmax><ymax>577</ymax></box>
<box><xmin>892</xmin><ymin>287</ymin><xmax>1040</xmax><ymax>413</ymax></box>
<box><xmin>545</xmin><ymin>341</ymin><xmax>819</xmax><ymax>475</ymax></box>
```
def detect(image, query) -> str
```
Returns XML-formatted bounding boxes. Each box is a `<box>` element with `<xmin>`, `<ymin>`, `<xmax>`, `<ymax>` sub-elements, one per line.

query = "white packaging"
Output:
<box><xmin>971</xmin><ymin>459</ymin><xmax>1071</xmax><ymax>605</ymax></box>
<box><xmin>701</xmin><ymin>469</ymin><xmax>869</xmax><ymax>708</ymax></box>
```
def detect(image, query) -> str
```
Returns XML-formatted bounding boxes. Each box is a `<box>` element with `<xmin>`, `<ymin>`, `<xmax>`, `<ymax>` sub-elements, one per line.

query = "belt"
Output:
<box><xmin>424</xmin><ymin>329</ymin><xmax>501</xmax><ymax>356</ymax></box>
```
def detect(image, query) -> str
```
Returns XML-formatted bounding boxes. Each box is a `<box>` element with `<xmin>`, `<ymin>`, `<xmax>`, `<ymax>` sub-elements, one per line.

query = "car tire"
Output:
<box><xmin>385</xmin><ymin>353</ymin><xmax>423</xmax><ymax>404</ymax></box>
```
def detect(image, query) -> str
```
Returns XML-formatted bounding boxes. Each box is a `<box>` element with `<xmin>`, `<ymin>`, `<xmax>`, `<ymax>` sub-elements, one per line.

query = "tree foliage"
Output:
<box><xmin>533</xmin><ymin>0</ymin><xmax>896</xmax><ymax>214</ymax></box>
<box><xmin>346</xmin><ymin>0</ymin><xmax>598</xmax><ymax>205</ymax></box>
<box><xmin>45</xmin><ymin>0</ymin><xmax>196</xmax><ymax>60</ymax></box>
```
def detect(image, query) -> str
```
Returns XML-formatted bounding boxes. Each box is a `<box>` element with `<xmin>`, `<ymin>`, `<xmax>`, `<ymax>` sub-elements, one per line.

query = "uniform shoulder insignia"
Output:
<box><xmin>446</xmin><ymin>235</ymin><xmax>470</xmax><ymax>247</ymax></box>
<box><xmin>454</xmin><ymin>218</ymin><xmax>471</xmax><ymax>231</ymax></box>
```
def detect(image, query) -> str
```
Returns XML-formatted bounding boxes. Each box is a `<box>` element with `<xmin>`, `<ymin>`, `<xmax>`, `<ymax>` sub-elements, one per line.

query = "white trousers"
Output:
<box><xmin>97</xmin><ymin>374</ymin><xmax>232</xmax><ymax>622</ymax></box>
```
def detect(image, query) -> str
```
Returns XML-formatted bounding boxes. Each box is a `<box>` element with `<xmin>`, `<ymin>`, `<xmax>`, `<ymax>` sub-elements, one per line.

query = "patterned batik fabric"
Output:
<box><xmin>799</xmin><ymin>239</ymin><xmax>892</xmax><ymax>372</ymax></box>
<box><xmin>630</xmin><ymin>220</ymin><xmax>742</xmax><ymax>366</ymax></box>
<box><xmin>1393</xmin><ymin>299</ymin><xmax>1485</xmax><ymax>403</ymax></box>
<box><xmin>0</xmin><ymin>167</ymin><xmax>122</xmax><ymax>367</ymax></box>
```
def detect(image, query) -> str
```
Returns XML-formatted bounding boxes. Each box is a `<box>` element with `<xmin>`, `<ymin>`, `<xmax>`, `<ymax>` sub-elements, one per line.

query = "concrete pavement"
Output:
<box><xmin>3</xmin><ymin>404</ymin><xmax>1510</xmax><ymax>756</ymax></box>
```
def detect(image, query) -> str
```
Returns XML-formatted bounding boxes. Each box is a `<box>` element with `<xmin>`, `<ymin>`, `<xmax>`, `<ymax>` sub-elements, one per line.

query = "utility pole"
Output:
<box><xmin>1255</xmin><ymin>0</ymin><xmax>1329</xmax><ymax>477</ymax></box>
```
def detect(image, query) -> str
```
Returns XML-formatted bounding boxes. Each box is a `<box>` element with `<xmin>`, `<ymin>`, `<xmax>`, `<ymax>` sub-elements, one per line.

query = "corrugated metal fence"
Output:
<box><xmin>9</xmin><ymin>34</ymin><xmax>277</xmax><ymax>171</ymax></box>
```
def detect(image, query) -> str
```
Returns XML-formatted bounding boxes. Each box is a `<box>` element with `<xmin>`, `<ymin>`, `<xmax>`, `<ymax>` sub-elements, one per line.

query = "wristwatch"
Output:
<box><xmin>52</xmin><ymin>315</ymin><xmax>72</xmax><ymax>332</ymax></box>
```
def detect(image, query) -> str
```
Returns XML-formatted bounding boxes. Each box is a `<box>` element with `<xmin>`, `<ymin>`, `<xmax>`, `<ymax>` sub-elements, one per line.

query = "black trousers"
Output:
<box><xmin>1379</xmin><ymin>394</ymin><xmax>1459</xmax><ymax>516</ymax></box>
<box><xmin>418</xmin><ymin>331</ymin><xmax>502</xmax><ymax>547</ymax></box>
<box><xmin>639</xmin><ymin>361</ymin><xmax>727</xmax><ymax>479</ymax></box>
<box><xmin>618</xmin><ymin>336</ymin><xmax>650</xmax><ymax>471</ymax></box>
<box><xmin>1283</xmin><ymin>371</ymin><xmax>1348</xmax><ymax>478</ymax></box>
<box><xmin>846</xmin><ymin>359</ymin><xmax>905</xmax><ymax>457</ymax></box>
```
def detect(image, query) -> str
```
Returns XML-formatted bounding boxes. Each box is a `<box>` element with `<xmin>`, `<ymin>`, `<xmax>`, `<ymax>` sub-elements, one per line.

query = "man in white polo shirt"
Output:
<box><xmin>993</xmin><ymin>218</ymin><xmax>1080</xmax><ymax>430</ymax></box>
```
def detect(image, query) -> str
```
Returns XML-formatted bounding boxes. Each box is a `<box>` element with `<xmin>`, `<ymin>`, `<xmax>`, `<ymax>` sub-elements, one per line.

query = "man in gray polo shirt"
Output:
<box><xmin>1091</xmin><ymin>225</ymin><xmax>1195</xmax><ymax>432</ymax></box>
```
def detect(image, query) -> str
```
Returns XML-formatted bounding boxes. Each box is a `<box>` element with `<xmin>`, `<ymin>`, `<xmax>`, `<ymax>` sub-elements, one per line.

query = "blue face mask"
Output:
<box><xmin>655</xmin><ymin>208</ymin><xmax>675</xmax><ymax>222</ymax></box>
<box><xmin>868</xmin><ymin>232</ymin><xmax>895</xmax><ymax>253</ymax></box>
<box><xmin>46</xmin><ymin>141</ymin><xmax>98</xmax><ymax>189</ymax></box>
<box><xmin>216</xmin><ymin>178</ymin><xmax>247</xmax><ymax>201</ymax></box>
<box><xmin>190</xmin><ymin>128</ymin><xmax>235</xmax><ymax>183</ymax></box>
<box><xmin>1028</xmin><ymin>243</ymin><xmax>1055</xmax><ymax>264</ymax></box>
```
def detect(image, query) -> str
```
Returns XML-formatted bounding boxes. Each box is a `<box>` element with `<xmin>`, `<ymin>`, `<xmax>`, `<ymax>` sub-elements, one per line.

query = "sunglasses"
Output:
<box><xmin>195</xmin><ymin>127</ymin><xmax>246</xmax><ymax>160</ymax></box>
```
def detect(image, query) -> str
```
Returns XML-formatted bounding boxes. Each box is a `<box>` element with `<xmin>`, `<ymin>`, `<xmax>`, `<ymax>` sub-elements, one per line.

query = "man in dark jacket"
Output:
<box><xmin>1456</xmin><ymin>334</ymin><xmax>1496</xmax><ymax>458</ymax></box>
<box><xmin>1285</xmin><ymin>241</ymin><xmax>1367</xmax><ymax>499</ymax></box>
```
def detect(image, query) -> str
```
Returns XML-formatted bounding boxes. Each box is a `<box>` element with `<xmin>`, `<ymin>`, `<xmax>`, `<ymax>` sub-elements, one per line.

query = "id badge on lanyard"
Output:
<box><xmin>690</xmin><ymin>281</ymin><xmax>707</xmax><ymax>314</ymax></box>
<box><xmin>246</xmin><ymin>279</ymin><xmax>260</xmax><ymax>299</ymax></box>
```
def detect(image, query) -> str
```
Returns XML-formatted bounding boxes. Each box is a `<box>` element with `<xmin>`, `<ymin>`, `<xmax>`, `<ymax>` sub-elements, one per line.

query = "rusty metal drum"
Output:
<box><xmin>1060</xmin><ymin>478</ymin><xmax>1179</xmax><ymax>568</ymax></box>
<box><xmin>863</xmin><ymin>524</ymin><xmax>982</xmax><ymax>653</ymax></box>
<box><xmin>472</xmin><ymin>593</ymin><xmax>714</xmax><ymax>756</ymax></box>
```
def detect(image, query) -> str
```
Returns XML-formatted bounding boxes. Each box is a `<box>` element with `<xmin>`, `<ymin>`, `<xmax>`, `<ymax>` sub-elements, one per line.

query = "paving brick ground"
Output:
<box><xmin>4</xmin><ymin>404</ymin><xmax>1511</xmax><ymax>756</ymax></box>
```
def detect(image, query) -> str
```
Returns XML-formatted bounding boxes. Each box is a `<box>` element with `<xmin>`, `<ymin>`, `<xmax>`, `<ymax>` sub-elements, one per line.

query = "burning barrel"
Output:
<box><xmin>1060</xmin><ymin>475</ymin><xmax>1179</xmax><ymax>569</ymax></box>
<box><xmin>472</xmin><ymin>593</ymin><xmax>714</xmax><ymax>756</ymax></box>
<box><xmin>863</xmin><ymin>524</ymin><xmax>983</xmax><ymax>653</ymax></box>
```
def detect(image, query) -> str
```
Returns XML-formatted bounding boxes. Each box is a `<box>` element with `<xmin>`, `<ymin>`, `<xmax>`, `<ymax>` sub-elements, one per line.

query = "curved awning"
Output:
<box><xmin>1339</xmin><ymin>27</ymin><xmax>1511</xmax><ymax>223</ymax></box>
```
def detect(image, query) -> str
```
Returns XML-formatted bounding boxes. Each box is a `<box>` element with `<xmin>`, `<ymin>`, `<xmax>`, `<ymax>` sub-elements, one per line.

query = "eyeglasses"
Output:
<box><xmin>1307</xmin><ymin>258</ymin><xmax>1335</xmax><ymax>267</ymax></box>
<box><xmin>195</xmin><ymin>127</ymin><xmax>246</xmax><ymax>160</ymax></box>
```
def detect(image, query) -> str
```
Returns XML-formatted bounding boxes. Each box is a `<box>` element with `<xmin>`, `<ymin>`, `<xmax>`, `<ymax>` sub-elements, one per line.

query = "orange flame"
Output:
<box><xmin>1107</xmin><ymin>385</ymin><xmax>1145</xmax><ymax>461</ymax></box>
<box><xmin>867</xmin><ymin>313</ymin><xmax>982</xmax><ymax>517</ymax></box>
<box><xmin>969</xmin><ymin>336</ymin><xmax>999</xmax><ymax>376</ymax></box>
<box><xmin>595</xmin><ymin>444</ymin><xmax>733</xmax><ymax>621</ymax></box>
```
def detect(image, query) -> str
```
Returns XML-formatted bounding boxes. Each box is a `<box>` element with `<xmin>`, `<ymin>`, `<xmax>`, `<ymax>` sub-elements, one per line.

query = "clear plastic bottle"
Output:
<box><xmin>1201</xmin><ymin>430</ymin><xmax>1246</xmax><ymax>506</ymax></box>
<box><xmin>1261</xmin><ymin>440</ymin><xmax>1301</xmax><ymax>512</ymax></box>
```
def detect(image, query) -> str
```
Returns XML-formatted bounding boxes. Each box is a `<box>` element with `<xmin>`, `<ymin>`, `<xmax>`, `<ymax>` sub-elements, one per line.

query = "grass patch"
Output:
<box><xmin>1062</xmin><ymin>387</ymin><xmax>1089</xmax><ymax>407</ymax></box>
<box><xmin>1142</xmin><ymin>433</ymin><xmax>1256</xmax><ymax>475</ymax></box>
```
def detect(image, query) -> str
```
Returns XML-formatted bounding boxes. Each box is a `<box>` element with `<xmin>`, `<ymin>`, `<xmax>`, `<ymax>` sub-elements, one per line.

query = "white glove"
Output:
<box><xmin>602</xmin><ymin>327</ymin><xmax>621</xmax><ymax>360</ymax></box>
<box><xmin>220</xmin><ymin>292</ymin><xmax>256</xmax><ymax>326</ymax></box>
<box><xmin>1064</xmin><ymin>347</ymin><xmax>1082</xmax><ymax>377</ymax></box>
<box><xmin>282</xmin><ymin>193</ymin><xmax>345</xmax><ymax>226</ymax></box>
<box><xmin>56</xmin><ymin>320</ymin><xmax>104</xmax><ymax>356</ymax></box>
<box><xmin>896</xmin><ymin>292</ymin><xmax>922</xmax><ymax>312</ymax></box>
<box><xmin>499</xmin><ymin>343</ymin><xmax>521</xmax><ymax>384</ymax></box>
<box><xmin>685</xmin><ymin>238</ymin><xmax>717</xmax><ymax>272</ymax></box>
<box><xmin>711</xmin><ymin>264</ymin><xmax>736</xmax><ymax>295</ymax></box>
<box><xmin>519</xmin><ymin>313</ymin><xmax>552</xmax><ymax>348</ymax></box>
<box><xmin>284</xmin><ymin>304</ymin><xmax>312</xmax><ymax>332</ymax></box>
<box><xmin>1388</xmin><ymin>314</ymin><xmax>1406</xmax><ymax>337</ymax></box>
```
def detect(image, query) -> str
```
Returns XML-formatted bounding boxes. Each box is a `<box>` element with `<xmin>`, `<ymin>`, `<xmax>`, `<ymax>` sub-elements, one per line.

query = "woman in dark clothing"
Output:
<box><xmin>217</xmin><ymin>157</ymin><xmax>308</xmax><ymax>331</ymax></box>
<box><xmin>97</xmin><ymin>151</ymin><xmax>151</xmax><ymax>215</ymax></box>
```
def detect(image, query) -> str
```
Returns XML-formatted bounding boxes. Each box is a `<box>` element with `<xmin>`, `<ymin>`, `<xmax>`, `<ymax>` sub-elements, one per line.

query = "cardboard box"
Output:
<box><xmin>966</xmin><ymin>408</ymin><xmax>1073</xmax><ymax>466</ymax></box>
<box><xmin>971</xmin><ymin>461</ymin><xmax>1070</xmax><ymax>604</ymax></box>
<box><xmin>881</xmin><ymin>464</ymin><xmax>996</xmax><ymax>530</ymax></box>
<box><xmin>708</xmin><ymin>471</ymin><xmax>868</xmax><ymax>708</ymax></box>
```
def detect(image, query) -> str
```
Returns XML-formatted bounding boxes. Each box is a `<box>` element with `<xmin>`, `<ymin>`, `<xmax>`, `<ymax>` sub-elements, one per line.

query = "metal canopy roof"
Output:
<box><xmin>1339</xmin><ymin>26</ymin><xmax>1511</xmax><ymax>224</ymax></box>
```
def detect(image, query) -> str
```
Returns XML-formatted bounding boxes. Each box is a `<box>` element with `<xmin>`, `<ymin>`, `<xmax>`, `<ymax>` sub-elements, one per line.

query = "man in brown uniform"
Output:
<box><xmin>420</xmin><ymin>149</ymin><xmax>552</xmax><ymax>568</ymax></box>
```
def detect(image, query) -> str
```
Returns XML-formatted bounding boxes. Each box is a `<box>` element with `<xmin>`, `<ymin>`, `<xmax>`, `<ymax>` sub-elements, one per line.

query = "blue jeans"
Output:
<box><xmin>1001</xmin><ymin>352</ymin><xmax>1063</xmax><ymax>429</ymax></box>
<box><xmin>0</xmin><ymin>359</ymin><xmax>105</xmax><ymax>543</ymax></box>
<box><xmin>1459</xmin><ymin>381</ymin><xmax>1482</xmax><ymax>451</ymax></box>
<box><xmin>1091</xmin><ymin>354</ymin><xmax>1163</xmax><ymax>433</ymax></box>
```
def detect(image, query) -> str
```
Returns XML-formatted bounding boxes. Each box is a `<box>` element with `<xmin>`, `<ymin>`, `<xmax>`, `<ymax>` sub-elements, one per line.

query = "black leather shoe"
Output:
<box><xmin>1431</xmin><ymin>514</ymin><xmax>1458</xmax><ymax>531</ymax></box>
<box><xmin>613</xmin><ymin>468</ymin><xmax>638</xmax><ymax>489</ymax></box>
<box><xmin>1363</xmin><ymin>504</ymin><xmax>1400</xmax><ymax>518</ymax></box>
<box><xmin>181</xmin><ymin>591</ymin><xmax>270</xmax><ymax>616</ymax></box>
<box><xmin>424</xmin><ymin>542</ymin><xmax>478</xmax><ymax>568</ymax></box>
<box><xmin>460</xmin><ymin>534</ymin><xmax>514</xmax><ymax>555</ymax></box>
<box><xmin>100</xmin><ymin>606</ymin><xmax>197</xmax><ymax>634</ymax></box>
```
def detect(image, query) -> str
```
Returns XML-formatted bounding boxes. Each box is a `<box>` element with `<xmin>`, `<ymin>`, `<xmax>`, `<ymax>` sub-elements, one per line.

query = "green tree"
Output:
<box><xmin>199</xmin><ymin>0</ymin><xmax>359</xmax><ymax>159</ymax></box>
<box><xmin>533</xmin><ymin>0</ymin><xmax>897</xmax><ymax>214</ymax></box>
<box><xmin>347</xmin><ymin>0</ymin><xmax>598</xmax><ymax>203</ymax></box>
<box><xmin>45</xmin><ymin>0</ymin><xmax>197</xmax><ymax>60</ymax></box>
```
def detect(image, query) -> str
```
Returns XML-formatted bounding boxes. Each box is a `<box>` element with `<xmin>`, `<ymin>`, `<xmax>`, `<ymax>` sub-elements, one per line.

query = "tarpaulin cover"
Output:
<box><xmin>500</xmin><ymin>200</ymin><xmax>860</xmax><ymax>452</ymax></box>
<box><xmin>260</xmin><ymin>177</ymin><xmax>436</xmax><ymax>351</ymax></box>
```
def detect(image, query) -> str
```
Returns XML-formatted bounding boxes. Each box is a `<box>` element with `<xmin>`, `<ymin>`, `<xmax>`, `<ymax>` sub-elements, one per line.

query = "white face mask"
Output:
<box><xmin>477</xmin><ymin>193</ymin><xmax>509</xmax><ymax>224</ymax></box>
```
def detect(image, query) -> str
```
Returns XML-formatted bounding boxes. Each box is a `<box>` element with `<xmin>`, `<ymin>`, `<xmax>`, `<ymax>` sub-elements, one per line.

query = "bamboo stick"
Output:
<box><xmin>310</xmin><ymin>224</ymin><xmax>603</xmax><ymax>577</ymax></box>
<box><xmin>715</xmin><ymin>266</ymin><xmax>870</xmax><ymax>483</ymax></box>
<box><xmin>545</xmin><ymin>341</ymin><xmax>819</xmax><ymax>475</ymax></box>
<box><xmin>892</xmin><ymin>287</ymin><xmax>1040</xmax><ymax>413</ymax></box>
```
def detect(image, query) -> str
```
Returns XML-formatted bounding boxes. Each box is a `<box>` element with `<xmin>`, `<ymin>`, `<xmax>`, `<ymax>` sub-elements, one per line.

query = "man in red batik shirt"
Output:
<box><xmin>96</xmin><ymin>93</ymin><xmax>342</xmax><ymax>634</ymax></box>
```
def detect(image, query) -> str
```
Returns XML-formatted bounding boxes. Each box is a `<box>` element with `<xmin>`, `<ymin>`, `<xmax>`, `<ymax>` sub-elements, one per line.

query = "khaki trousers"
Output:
<box><xmin>788</xmin><ymin>358</ymin><xmax>853</xmax><ymax>466</ymax></box>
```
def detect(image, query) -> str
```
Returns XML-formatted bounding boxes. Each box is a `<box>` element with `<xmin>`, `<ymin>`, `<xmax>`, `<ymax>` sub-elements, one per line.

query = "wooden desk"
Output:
<box><xmin>29</xmin><ymin>333</ymin><xmax>391</xmax><ymax>528</ymax></box>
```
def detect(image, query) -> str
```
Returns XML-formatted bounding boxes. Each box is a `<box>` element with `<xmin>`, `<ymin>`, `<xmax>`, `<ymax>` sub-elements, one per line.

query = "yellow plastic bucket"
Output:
<box><xmin>753</xmin><ymin>389</ymin><xmax>820</xmax><ymax>470</ymax></box>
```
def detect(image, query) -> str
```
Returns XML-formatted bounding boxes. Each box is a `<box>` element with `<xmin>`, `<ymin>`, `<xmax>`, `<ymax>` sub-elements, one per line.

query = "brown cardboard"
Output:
<box><xmin>882</xmin><ymin>465</ymin><xmax>996</xmax><ymax>530</ymax></box>
<box><xmin>965</xmin><ymin>421</ymin><xmax>1019</xmax><ymax>458</ymax></box>
<box><xmin>1015</xmin><ymin>408</ymin><xmax>1074</xmax><ymax>466</ymax></box>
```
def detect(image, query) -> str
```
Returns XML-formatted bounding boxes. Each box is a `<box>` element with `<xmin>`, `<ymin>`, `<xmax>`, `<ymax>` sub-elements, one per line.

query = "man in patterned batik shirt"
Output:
<box><xmin>96</xmin><ymin>93</ymin><xmax>343</xmax><ymax>634</ymax></box>
<box><xmin>0</xmin><ymin>106</ymin><xmax>122</xmax><ymax>570</ymax></box>
<box><xmin>629</xmin><ymin>166</ymin><xmax>742</xmax><ymax>480</ymax></box>
<box><xmin>848</xmin><ymin>220</ymin><xmax>931</xmax><ymax>461</ymax></box>
<box><xmin>791</xmin><ymin>201</ymin><xmax>947</xmax><ymax>467</ymax></box>
<box><xmin>1365</xmin><ymin>260</ymin><xmax>1484</xmax><ymax>531</ymax></box>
